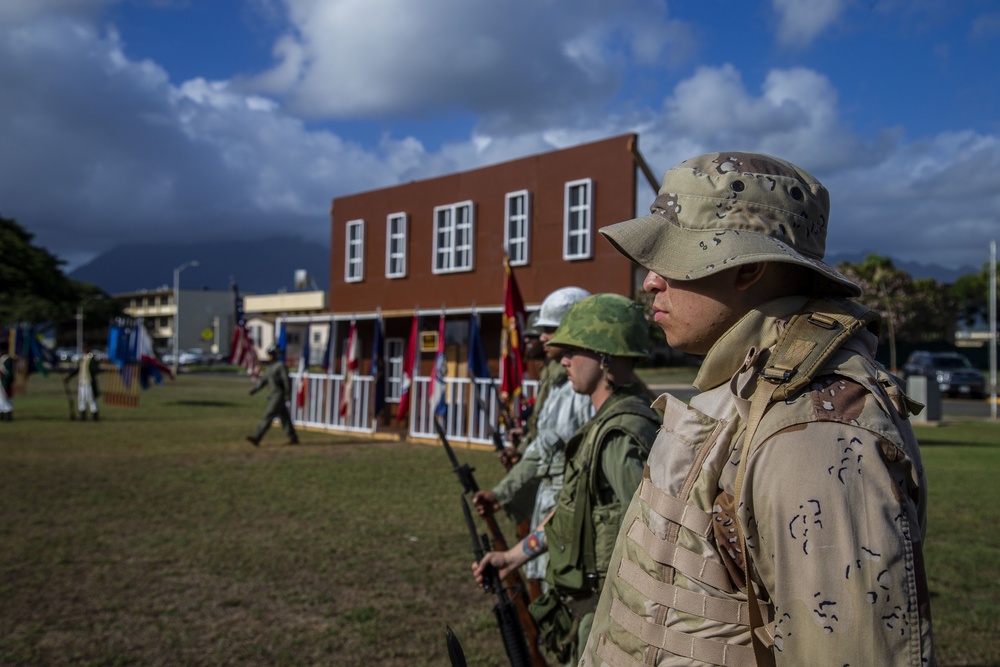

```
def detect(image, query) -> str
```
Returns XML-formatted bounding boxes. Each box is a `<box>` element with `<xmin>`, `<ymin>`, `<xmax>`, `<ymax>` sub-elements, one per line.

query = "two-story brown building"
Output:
<box><xmin>286</xmin><ymin>133</ymin><xmax>657</xmax><ymax>438</ymax></box>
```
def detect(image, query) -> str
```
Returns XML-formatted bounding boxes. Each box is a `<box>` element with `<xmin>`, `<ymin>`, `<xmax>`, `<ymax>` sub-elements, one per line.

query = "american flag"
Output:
<box><xmin>229</xmin><ymin>283</ymin><xmax>261</xmax><ymax>378</ymax></box>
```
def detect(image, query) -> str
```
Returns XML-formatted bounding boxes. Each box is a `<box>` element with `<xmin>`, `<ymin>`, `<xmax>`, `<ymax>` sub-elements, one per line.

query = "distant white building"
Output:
<box><xmin>244</xmin><ymin>290</ymin><xmax>328</xmax><ymax>360</ymax></box>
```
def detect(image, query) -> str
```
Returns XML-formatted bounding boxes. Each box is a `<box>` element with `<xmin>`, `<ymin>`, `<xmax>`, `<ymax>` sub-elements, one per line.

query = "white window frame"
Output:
<box><xmin>386</xmin><ymin>337</ymin><xmax>404</xmax><ymax>402</ymax></box>
<box><xmin>385</xmin><ymin>212</ymin><xmax>408</xmax><ymax>279</ymax></box>
<box><xmin>563</xmin><ymin>178</ymin><xmax>593</xmax><ymax>260</ymax></box>
<box><xmin>345</xmin><ymin>219</ymin><xmax>365</xmax><ymax>283</ymax></box>
<box><xmin>432</xmin><ymin>201</ymin><xmax>475</xmax><ymax>274</ymax></box>
<box><xmin>504</xmin><ymin>190</ymin><xmax>531</xmax><ymax>266</ymax></box>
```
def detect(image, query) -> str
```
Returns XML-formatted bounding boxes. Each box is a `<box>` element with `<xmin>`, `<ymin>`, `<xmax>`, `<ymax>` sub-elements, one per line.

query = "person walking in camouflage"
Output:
<box><xmin>246</xmin><ymin>344</ymin><xmax>299</xmax><ymax>446</ymax></box>
<box><xmin>580</xmin><ymin>152</ymin><xmax>934</xmax><ymax>666</ymax></box>
<box><xmin>473</xmin><ymin>293</ymin><xmax>660</xmax><ymax>666</ymax></box>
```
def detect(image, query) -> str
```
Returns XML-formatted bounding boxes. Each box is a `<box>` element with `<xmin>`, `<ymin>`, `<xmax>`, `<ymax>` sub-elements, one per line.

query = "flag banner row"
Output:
<box><xmin>229</xmin><ymin>282</ymin><xmax>261</xmax><ymax>378</ymax></box>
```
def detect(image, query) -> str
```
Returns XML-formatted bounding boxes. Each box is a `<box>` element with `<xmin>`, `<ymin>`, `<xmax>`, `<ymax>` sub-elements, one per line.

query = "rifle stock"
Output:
<box><xmin>436</xmin><ymin>419</ymin><xmax>548</xmax><ymax>667</ymax></box>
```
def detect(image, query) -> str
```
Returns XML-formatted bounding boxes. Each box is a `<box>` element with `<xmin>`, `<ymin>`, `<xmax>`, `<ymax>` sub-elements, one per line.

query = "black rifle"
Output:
<box><xmin>470</xmin><ymin>393</ymin><xmax>543</xmax><ymax>601</ymax></box>
<box><xmin>473</xmin><ymin>392</ymin><xmax>515</xmax><ymax>471</ymax></box>
<box><xmin>434</xmin><ymin>419</ymin><xmax>547</xmax><ymax>667</ymax></box>
<box><xmin>461</xmin><ymin>495</ymin><xmax>534</xmax><ymax>667</ymax></box>
<box><xmin>445</xmin><ymin>625</ymin><xmax>468</xmax><ymax>667</ymax></box>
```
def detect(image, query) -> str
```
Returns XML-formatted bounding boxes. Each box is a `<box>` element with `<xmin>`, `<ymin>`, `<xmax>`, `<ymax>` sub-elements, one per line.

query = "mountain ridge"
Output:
<box><xmin>67</xmin><ymin>238</ymin><xmax>979</xmax><ymax>296</ymax></box>
<box><xmin>68</xmin><ymin>237</ymin><xmax>331</xmax><ymax>295</ymax></box>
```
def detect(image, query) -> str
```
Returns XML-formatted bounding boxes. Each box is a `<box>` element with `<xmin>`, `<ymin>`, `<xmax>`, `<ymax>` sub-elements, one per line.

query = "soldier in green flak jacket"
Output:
<box><xmin>473</xmin><ymin>293</ymin><xmax>660</xmax><ymax>666</ymax></box>
<box><xmin>580</xmin><ymin>152</ymin><xmax>935</xmax><ymax>667</ymax></box>
<box><xmin>246</xmin><ymin>345</ymin><xmax>299</xmax><ymax>447</ymax></box>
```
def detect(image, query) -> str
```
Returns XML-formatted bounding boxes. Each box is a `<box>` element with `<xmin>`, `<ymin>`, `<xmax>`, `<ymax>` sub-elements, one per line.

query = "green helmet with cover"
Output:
<box><xmin>547</xmin><ymin>293</ymin><xmax>649</xmax><ymax>358</ymax></box>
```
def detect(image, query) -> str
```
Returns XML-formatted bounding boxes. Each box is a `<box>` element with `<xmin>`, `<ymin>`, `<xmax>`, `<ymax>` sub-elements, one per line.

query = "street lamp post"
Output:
<box><xmin>172</xmin><ymin>260</ymin><xmax>199</xmax><ymax>377</ymax></box>
<box><xmin>76</xmin><ymin>295</ymin><xmax>105</xmax><ymax>359</ymax></box>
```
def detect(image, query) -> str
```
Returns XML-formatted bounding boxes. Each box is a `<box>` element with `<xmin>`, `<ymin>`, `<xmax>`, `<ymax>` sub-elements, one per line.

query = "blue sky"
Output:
<box><xmin>1</xmin><ymin>0</ymin><xmax>998</xmax><ymax>276</ymax></box>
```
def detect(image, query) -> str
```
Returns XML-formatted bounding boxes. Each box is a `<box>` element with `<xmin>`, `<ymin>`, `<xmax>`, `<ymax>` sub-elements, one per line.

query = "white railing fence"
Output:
<box><xmin>291</xmin><ymin>371</ymin><xmax>537</xmax><ymax>444</ymax></box>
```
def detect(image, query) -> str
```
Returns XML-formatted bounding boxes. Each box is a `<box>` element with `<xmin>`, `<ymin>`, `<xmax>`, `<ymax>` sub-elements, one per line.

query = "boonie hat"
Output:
<box><xmin>599</xmin><ymin>152</ymin><xmax>861</xmax><ymax>297</ymax></box>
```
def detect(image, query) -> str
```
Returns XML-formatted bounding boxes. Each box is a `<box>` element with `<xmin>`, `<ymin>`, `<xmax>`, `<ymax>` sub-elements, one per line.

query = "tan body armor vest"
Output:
<box><xmin>583</xmin><ymin>298</ymin><xmax>933</xmax><ymax>667</ymax></box>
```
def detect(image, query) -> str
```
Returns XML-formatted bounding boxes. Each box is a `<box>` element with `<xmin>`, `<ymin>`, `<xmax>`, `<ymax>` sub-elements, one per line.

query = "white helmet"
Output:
<box><xmin>534</xmin><ymin>286</ymin><xmax>591</xmax><ymax>328</ymax></box>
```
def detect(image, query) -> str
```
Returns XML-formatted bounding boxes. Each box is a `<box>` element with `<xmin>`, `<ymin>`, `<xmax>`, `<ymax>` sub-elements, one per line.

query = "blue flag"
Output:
<box><xmin>468</xmin><ymin>313</ymin><xmax>491</xmax><ymax>380</ymax></box>
<box><xmin>371</xmin><ymin>315</ymin><xmax>386</xmax><ymax>415</ymax></box>
<box><xmin>321</xmin><ymin>324</ymin><xmax>334</xmax><ymax>372</ymax></box>
<box><xmin>276</xmin><ymin>322</ymin><xmax>287</xmax><ymax>360</ymax></box>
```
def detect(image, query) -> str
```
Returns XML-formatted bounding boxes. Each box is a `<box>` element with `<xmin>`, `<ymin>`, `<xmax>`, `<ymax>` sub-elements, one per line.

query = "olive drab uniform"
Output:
<box><xmin>249</xmin><ymin>356</ymin><xmax>298</xmax><ymax>445</ymax></box>
<box><xmin>529</xmin><ymin>382</ymin><xmax>659</xmax><ymax>665</ymax></box>
<box><xmin>581</xmin><ymin>296</ymin><xmax>935</xmax><ymax>667</ymax></box>
<box><xmin>493</xmin><ymin>361</ymin><xmax>595</xmax><ymax>579</ymax></box>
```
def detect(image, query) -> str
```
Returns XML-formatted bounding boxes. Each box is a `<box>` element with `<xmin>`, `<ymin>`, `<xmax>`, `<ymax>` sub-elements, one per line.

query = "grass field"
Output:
<box><xmin>0</xmin><ymin>372</ymin><xmax>997</xmax><ymax>666</ymax></box>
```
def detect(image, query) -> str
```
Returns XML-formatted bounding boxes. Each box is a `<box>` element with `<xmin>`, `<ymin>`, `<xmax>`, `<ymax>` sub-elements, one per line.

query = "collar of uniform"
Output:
<box><xmin>693</xmin><ymin>295</ymin><xmax>812</xmax><ymax>392</ymax></box>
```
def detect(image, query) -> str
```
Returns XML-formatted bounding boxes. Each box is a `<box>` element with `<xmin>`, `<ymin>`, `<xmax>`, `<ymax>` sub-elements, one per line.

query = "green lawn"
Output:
<box><xmin>0</xmin><ymin>373</ymin><xmax>996</xmax><ymax>666</ymax></box>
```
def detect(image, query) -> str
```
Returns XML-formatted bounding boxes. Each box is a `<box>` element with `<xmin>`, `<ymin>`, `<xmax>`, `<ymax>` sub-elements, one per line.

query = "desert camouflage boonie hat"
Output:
<box><xmin>547</xmin><ymin>293</ymin><xmax>649</xmax><ymax>359</ymax></box>
<box><xmin>599</xmin><ymin>152</ymin><xmax>861</xmax><ymax>297</ymax></box>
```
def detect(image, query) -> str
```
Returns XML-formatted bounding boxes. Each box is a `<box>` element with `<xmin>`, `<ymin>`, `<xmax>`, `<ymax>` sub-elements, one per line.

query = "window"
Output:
<box><xmin>433</xmin><ymin>201</ymin><xmax>475</xmax><ymax>273</ymax></box>
<box><xmin>505</xmin><ymin>190</ymin><xmax>531</xmax><ymax>266</ymax></box>
<box><xmin>564</xmin><ymin>178</ymin><xmax>593</xmax><ymax>260</ymax></box>
<box><xmin>345</xmin><ymin>219</ymin><xmax>365</xmax><ymax>282</ymax></box>
<box><xmin>386</xmin><ymin>212</ymin><xmax>408</xmax><ymax>278</ymax></box>
<box><xmin>386</xmin><ymin>338</ymin><xmax>404</xmax><ymax>402</ymax></box>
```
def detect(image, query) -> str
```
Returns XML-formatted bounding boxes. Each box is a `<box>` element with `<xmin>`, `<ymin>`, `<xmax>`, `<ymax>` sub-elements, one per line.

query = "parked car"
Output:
<box><xmin>162</xmin><ymin>348</ymin><xmax>207</xmax><ymax>367</ymax></box>
<box><xmin>903</xmin><ymin>350</ymin><xmax>986</xmax><ymax>399</ymax></box>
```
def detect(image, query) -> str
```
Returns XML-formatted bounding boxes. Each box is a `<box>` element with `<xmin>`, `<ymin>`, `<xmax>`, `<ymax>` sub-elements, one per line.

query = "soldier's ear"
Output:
<box><xmin>733</xmin><ymin>263</ymin><xmax>768</xmax><ymax>292</ymax></box>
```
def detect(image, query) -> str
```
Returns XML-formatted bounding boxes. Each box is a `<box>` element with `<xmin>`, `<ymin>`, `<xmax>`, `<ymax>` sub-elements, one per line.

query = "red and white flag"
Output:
<box><xmin>229</xmin><ymin>283</ymin><xmax>261</xmax><ymax>378</ymax></box>
<box><xmin>339</xmin><ymin>320</ymin><xmax>359</xmax><ymax>418</ymax></box>
<box><xmin>395</xmin><ymin>313</ymin><xmax>420</xmax><ymax>422</ymax></box>
<box><xmin>500</xmin><ymin>255</ymin><xmax>527</xmax><ymax>422</ymax></box>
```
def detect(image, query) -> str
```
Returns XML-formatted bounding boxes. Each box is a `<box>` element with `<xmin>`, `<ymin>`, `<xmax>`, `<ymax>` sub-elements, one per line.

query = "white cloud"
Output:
<box><xmin>239</xmin><ymin>0</ymin><xmax>694</xmax><ymax>125</ymax></box>
<box><xmin>0</xmin><ymin>1</ymin><xmax>996</xmax><ymax>277</ymax></box>
<box><xmin>772</xmin><ymin>0</ymin><xmax>848</xmax><ymax>48</ymax></box>
<box><xmin>0</xmin><ymin>0</ymin><xmax>109</xmax><ymax>26</ymax></box>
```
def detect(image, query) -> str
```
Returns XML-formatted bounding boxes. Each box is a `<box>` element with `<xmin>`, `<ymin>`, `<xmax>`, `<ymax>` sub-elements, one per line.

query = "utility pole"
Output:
<box><xmin>172</xmin><ymin>260</ymin><xmax>199</xmax><ymax>377</ymax></box>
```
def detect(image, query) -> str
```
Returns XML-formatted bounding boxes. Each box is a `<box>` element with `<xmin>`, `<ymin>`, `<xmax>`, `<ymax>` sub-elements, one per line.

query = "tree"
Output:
<box><xmin>835</xmin><ymin>254</ymin><xmax>971</xmax><ymax>371</ymax></box>
<box><xmin>0</xmin><ymin>216</ymin><xmax>119</xmax><ymax>344</ymax></box>
<box><xmin>950</xmin><ymin>260</ymin><xmax>1000</xmax><ymax>329</ymax></box>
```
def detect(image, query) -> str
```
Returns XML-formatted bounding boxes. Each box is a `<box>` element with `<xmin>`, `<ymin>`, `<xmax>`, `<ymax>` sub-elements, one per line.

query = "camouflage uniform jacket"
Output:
<box><xmin>493</xmin><ymin>370</ymin><xmax>595</xmax><ymax>579</ymax></box>
<box><xmin>251</xmin><ymin>360</ymin><xmax>292</xmax><ymax>401</ymax></box>
<box><xmin>523</xmin><ymin>358</ymin><xmax>563</xmax><ymax>447</ymax></box>
<box><xmin>581</xmin><ymin>296</ymin><xmax>935</xmax><ymax>667</ymax></box>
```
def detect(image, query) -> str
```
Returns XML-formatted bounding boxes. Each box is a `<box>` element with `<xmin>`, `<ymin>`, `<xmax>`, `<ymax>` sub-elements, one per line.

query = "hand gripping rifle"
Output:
<box><xmin>434</xmin><ymin>419</ymin><xmax>547</xmax><ymax>667</ymax></box>
<box><xmin>461</xmin><ymin>495</ymin><xmax>533</xmax><ymax>667</ymax></box>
